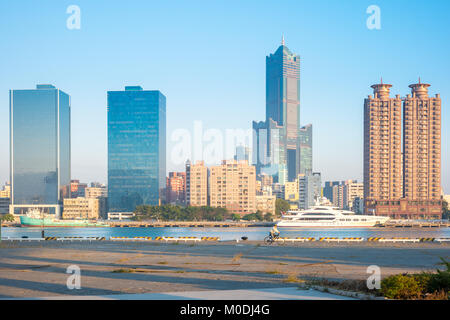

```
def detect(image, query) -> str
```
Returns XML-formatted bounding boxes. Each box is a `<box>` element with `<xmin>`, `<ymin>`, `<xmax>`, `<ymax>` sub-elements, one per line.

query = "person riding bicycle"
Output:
<box><xmin>270</xmin><ymin>225</ymin><xmax>280</xmax><ymax>239</ymax></box>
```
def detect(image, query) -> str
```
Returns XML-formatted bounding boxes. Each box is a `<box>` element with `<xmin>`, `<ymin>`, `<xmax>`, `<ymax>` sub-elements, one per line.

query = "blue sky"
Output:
<box><xmin>0</xmin><ymin>0</ymin><xmax>449</xmax><ymax>192</ymax></box>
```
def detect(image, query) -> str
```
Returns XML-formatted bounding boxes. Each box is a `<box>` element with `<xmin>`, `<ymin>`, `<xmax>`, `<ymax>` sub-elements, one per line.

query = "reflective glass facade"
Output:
<box><xmin>253</xmin><ymin>42</ymin><xmax>304</xmax><ymax>183</ymax></box>
<box><xmin>10</xmin><ymin>84</ymin><xmax>71</xmax><ymax>215</ymax></box>
<box><xmin>107</xmin><ymin>86</ymin><xmax>166</xmax><ymax>212</ymax></box>
<box><xmin>298</xmin><ymin>124</ymin><xmax>312</xmax><ymax>175</ymax></box>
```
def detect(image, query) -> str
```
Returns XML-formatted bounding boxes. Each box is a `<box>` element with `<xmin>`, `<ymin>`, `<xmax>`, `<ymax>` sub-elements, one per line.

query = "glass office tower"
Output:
<box><xmin>107</xmin><ymin>86</ymin><xmax>166</xmax><ymax>213</ymax></box>
<box><xmin>10</xmin><ymin>84</ymin><xmax>71</xmax><ymax>217</ymax></box>
<box><xmin>266</xmin><ymin>39</ymin><xmax>300</xmax><ymax>182</ymax></box>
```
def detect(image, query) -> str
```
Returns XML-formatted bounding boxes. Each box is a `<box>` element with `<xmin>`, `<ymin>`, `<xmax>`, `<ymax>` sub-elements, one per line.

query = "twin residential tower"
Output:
<box><xmin>364</xmin><ymin>80</ymin><xmax>441</xmax><ymax>218</ymax></box>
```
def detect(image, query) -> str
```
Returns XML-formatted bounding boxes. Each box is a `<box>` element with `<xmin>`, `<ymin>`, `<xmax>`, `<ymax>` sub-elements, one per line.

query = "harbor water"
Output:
<box><xmin>3</xmin><ymin>226</ymin><xmax>450</xmax><ymax>241</ymax></box>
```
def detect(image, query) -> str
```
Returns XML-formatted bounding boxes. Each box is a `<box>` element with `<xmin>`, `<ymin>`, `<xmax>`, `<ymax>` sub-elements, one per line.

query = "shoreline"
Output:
<box><xmin>0</xmin><ymin>241</ymin><xmax>449</xmax><ymax>298</ymax></box>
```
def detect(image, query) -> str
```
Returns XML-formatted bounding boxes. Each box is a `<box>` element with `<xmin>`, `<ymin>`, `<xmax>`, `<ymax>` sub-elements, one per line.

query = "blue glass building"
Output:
<box><xmin>9</xmin><ymin>84</ymin><xmax>71</xmax><ymax>216</ymax></box>
<box><xmin>253</xmin><ymin>39</ymin><xmax>304</xmax><ymax>183</ymax></box>
<box><xmin>107</xmin><ymin>86</ymin><xmax>166</xmax><ymax>213</ymax></box>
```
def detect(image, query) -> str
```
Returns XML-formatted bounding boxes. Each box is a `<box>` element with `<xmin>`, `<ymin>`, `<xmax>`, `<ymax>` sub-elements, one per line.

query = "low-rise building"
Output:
<box><xmin>0</xmin><ymin>184</ymin><xmax>10</xmax><ymax>198</ymax></box>
<box><xmin>62</xmin><ymin>197</ymin><xmax>106</xmax><ymax>220</ymax></box>
<box><xmin>284</xmin><ymin>180</ymin><xmax>299</xmax><ymax>209</ymax></box>
<box><xmin>70</xmin><ymin>180</ymin><xmax>88</xmax><ymax>198</ymax></box>
<box><xmin>107</xmin><ymin>212</ymin><xmax>135</xmax><ymax>220</ymax></box>
<box><xmin>256</xmin><ymin>194</ymin><xmax>276</xmax><ymax>215</ymax></box>
<box><xmin>0</xmin><ymin>198</ymin><xmax>10</xmax><ymax>214</ymax></box>
<box><xmin>85</xmin><ymin>187</ymin><xmax>108</xmax><ymax>199</ymax></box>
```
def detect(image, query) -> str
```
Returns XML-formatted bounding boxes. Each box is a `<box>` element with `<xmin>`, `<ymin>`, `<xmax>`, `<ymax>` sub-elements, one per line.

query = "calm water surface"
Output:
<box><xmin>3</xmin><ymin>226</ymin><xmax>450</xmax><ymax>241</ymax></box>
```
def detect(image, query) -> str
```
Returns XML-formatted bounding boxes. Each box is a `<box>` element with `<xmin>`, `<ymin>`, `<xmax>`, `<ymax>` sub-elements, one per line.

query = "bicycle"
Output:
<box><xmin>264</xmin><ymin>233</ymin><xmax>280</xmax><ymax>245</ymax></box>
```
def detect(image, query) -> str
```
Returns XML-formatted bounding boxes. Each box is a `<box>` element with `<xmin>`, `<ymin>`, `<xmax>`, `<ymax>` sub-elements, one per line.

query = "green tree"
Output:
<box><xmin>263</xmin><ymin>212</ymin><xmax>273</xmax><ymax>221</ymax></box>
<box><xmin>1</xmin><ymin>214</ymin><xmax>15</xmax><ymax>222</ymax></box>
<box><xmin>132</xmin><ymin>205</ymin><xmax>230</xmax><ymax>222</ymax></box>
<box><xmin>231</xmin><ymin>214</ymin><xmax>241</xmax><ymax>221</ymax></box>
<box><xmin>442</xmin><ymin>200</ymin><xmax>449</xmax><ymax>220</ymax></box>
<box><xmin>275</xmin><ymin>198</ymin><xmax>290</xmax><ymax>217</ymax></box>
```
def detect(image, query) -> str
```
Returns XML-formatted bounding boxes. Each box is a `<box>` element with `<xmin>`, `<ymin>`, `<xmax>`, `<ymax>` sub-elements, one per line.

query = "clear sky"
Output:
<box><xmin>0</xmin><ymin>0</ymin><xmax>449</xmax><ymax>192</ymax></box>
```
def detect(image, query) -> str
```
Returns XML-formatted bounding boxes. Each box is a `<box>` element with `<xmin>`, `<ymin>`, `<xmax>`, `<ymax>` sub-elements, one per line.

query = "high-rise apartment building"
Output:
<box><xmin>209</xmin><ymin>160</ymin><xmax>256</xmax><ymax>215</ymax></box>
<box><xmin>332</xmin><ymin>184</ymin><xmax>345</xmax><ymax>209</ymax></box>
<box><xmin>166</xmin><ymin>172</ymin><xmax>186</xmax><ymax>205</ymax></box>
<box><xmin>402</xmin><ymin>82</ymin><xmax>441</xmax><ymax>217</ymax></box>
<box><xmin>343</xmin><ymin>181</ymin><xmax>364</xmax><ymax>210</ymax></box>
<box><xmin>107</xmin><ymin>86</ymin><xmax>166</xmax><ymax>212</ymax></box>
<box><xmin>364</xmin><ymin>81</ymin><xmax>441</xmax><ymax>218</ymax></box>
<box><xmin>298</xmin><ymin>172</ymin><xmax>322</xmax><ymax>209</ymax></box>
<box><xmin>323</xmin><ymin>181</ymin><xmax>339</xmax><ymax>203</ymax></box>
<box><xmin>364</xmin><ymin>82</ymin><xmax>402</xmax><ymax>216</ymax></box>
<box><xmin>185</xmin><ymin>160</ymin><xmax>208</xmax><ymax>206</ymax></box>
<box><xmin>9</xmin><ymin>84</ymin><xmax>71</xmax><ymax>217</ymax></box>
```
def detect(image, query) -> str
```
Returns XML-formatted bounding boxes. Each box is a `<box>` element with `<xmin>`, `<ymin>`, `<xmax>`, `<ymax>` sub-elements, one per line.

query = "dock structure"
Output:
<box><xmin>380</xmin><ymin>220</ymin><xmax>450</xmax><ymax>228</ymax></box>
<box><xmin>107</xmin><ymin>221</ymin><xmax>275</xmax><ymax>228</ymax></box>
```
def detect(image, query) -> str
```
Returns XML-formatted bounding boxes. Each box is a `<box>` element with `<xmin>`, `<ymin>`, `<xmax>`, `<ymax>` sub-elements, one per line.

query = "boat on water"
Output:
<box><xmin>19</xmin><ymin>209</ymin><xmax>108</xmax><ymax>228</ymax></box>
<box><xmin>276</xmin><ymin>205</ymin><xmax>390</xmax><ymax>228</ymax></box>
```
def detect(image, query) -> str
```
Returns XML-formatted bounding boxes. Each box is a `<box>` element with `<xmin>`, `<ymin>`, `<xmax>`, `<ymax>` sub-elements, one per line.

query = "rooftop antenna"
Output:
<box><xmin>418</xmin><ymin>77</ymin><xmax>421</xmax><ymax>84</ymax></box>
<box><xmin>380</xmin><ymin>77</ymin><xmax>383</xmax><ymax>85</ymax></box>
<box><xmin>281</xmin><ymin>34</ymin><xmax>285</xmax><ymax>46</ymax></box>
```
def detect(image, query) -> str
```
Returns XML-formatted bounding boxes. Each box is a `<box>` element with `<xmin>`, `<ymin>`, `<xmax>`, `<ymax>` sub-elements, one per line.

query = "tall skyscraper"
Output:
<box><xmin>253</xmin><ymin>38</ymin><xmax>305</xmax><ymax>183</ymax></box>
<box><xmin>107</xmin><ymin>86</ymin><xmax>166</xmax><ymax>212</ymax></box>
<box><xmin>364</xmin><ymin>81</ymin><xmax>442</xmax><ymax>218</ymax></box>
<box><xmin>266</xmin><ymin>37</ymin><xmax>301</xmax><ymax>182</ymax></box>
<box><xmin>9</xmin><ymin>84</ymin><xmax>71</xmax><ymax>217</ymax></box>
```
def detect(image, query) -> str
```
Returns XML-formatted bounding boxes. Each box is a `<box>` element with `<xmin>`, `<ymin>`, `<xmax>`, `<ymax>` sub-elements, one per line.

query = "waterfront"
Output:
<box><xmin>2</xmin><ymin>226</ymin><xmax>450</xmax><ymax>241</ymax></box>
<box><xmin>0</xmin><ymin>240</ymin><xmax>448</xmax><ymax>298</ymax></box>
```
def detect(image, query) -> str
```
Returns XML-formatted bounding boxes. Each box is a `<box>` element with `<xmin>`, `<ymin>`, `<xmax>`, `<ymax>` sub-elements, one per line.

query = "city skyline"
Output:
<box><xmin>0</xmin><ymin>1</ymin><xmax>449</xmax><ymax>193</ymax></box>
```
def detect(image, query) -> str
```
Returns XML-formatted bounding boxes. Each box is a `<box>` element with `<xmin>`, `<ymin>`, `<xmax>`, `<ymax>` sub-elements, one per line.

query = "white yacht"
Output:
<box><xmin>276</xmin><ymin>205</ymin><xmax>390</xmax><ymax>228</ymax></box>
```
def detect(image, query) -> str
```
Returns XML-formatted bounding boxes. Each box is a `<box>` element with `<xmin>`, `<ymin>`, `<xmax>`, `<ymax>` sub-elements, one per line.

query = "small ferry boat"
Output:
<box><xmin>276</xmin><ymin>205</ymin><xmax>390</xmax><ymax>228</ymax></box>
<box><xmin>19</xmin><ymin>208</ymin><xmax>108</xmax><ymax>228</ymax></box>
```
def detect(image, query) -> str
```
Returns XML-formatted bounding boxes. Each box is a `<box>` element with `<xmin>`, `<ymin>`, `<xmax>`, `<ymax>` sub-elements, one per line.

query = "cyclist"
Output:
<box><xmin>270</xmin><ymin>224</ymin><xmax>280</xmax><ymax>239</ymax></box>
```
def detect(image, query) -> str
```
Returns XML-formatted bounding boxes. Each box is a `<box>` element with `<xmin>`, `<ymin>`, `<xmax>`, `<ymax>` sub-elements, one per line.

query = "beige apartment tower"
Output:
<box><xmin>402</xmin><ymin>81</ymin><xmax>441</xmax><ymax>217</ymax></box>
<box><xmin>185</xmin><ymin>160</ymin><xmax>208</xmax><ymax>206</ymax></box>
<box><xmin>364</xmin><ymin>82</ymin><xmax>403</xmax><ymax>216</ymax></box>
<box><xmin>364</xmin><ymin>81</ymin><xmax>441</xmax><ymax>218</ymax></box>
<box><xmin>209</xmin><ymin>160</ymin><xmax>256</xmax><ymax>215</ymax></box>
